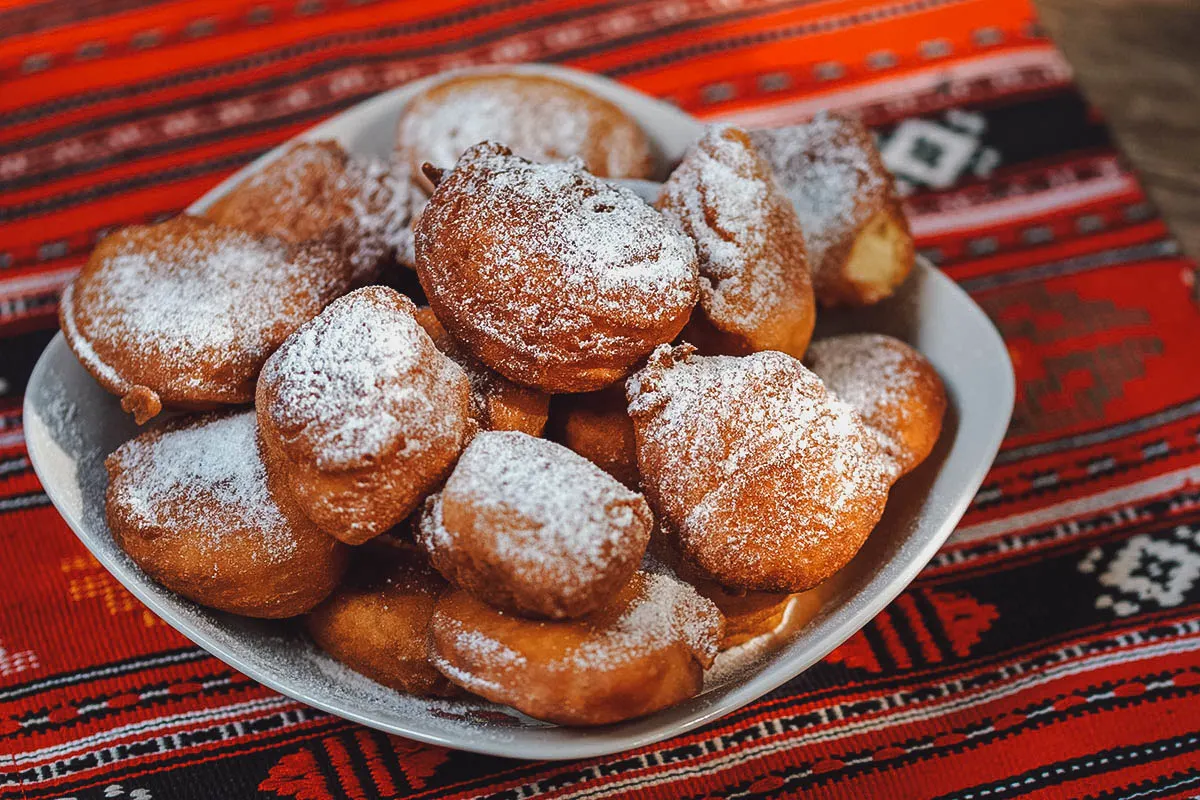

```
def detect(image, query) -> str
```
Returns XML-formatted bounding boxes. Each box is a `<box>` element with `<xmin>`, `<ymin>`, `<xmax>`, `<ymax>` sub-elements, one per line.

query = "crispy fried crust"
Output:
<box><xmin>546</xmin><ymin>384</ymin><xmax>639</xmax><ymax>488</ymax></box>
<box><xmin>413</xmin><ymin>306</ymin><xmax>549</xmax><ymax>436</ymax></box>
<box><xmin>417</xmin><ymin>431</ymin><xmax>652</xmax><ymax>619</ymax></box>
<box><xmin>628</xmin><ymin>345</ymin><xmax>895</xmax><ymax>592</ymax></box>
<box><xmin>206</xmin><ymin>140</ymin><xmax>408</xmax><ymax>286</ymax></box>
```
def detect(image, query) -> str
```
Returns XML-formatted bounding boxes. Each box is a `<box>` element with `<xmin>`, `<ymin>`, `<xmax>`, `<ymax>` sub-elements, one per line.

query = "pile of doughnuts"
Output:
<box><xmin>69</xmin><ymin>70</ymin><xmax>946</xmax><ymax>727</ymax></box>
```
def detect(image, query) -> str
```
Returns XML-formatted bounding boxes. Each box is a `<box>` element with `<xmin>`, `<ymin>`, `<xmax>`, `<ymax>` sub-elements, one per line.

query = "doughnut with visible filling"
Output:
<box><xmin>546</xmin><ymin>384</ymin><xmax>639</xmax><ymax>488</ymax></box>
<box><xmin>806</xmin><ymin>333</ymin><xmax>946</xmax><ymax>477</ymax></box>
<box><xmin>305</xmin><ymin>537</ymin><xmax>457</xmax><ymax>696</ymax></box>
<box><xmin>418</xmin><ymin>430</ymin><xmax>652</xmax><ymax>619</ymax></box>
<box><xmin>105</xmin><ymin>411</ymin><xmax>348</xmax><ymax>618</ymax></box>
<box><xmin>413</xmin><ymin>306</ymin><xmax>549</xmax><ymax>436</ymax></box>
<box><xmin>657</xmin><ymin>125</ymin><xmax>816</xmax><ymax>358</ymax></box>
<box><xmin>428</xmin><ymin>567</ymin><xmax>723</xmax><ymax>725</ymax></box>
<box><xmin>206</xmin><ymin>141</ymin><xmax>408</xmax><ymax>286</ymax></box>
<box><xmin>749</xmin><ymin>115</ymin><xmax>913</xmax><ymax>307</ymax></box>
<box><xmin>395</xmin><ymin>72</ymin><xmax>653</xmax><ymax>193</ymax></box>
<box><xmin>414</xmin><ymin>142</ymin><xmax>699</xmax><ymax>393</ymax></box>
<box><xmin>60</xmin><ymin>216</ymin><xmax>351</xmax><ymax>424</ymax></box>
<box><xmin>257</xmin><ymin>286</ymin><xmax>473</xmax><ymax>545</ymax></box>
<box><xmin>627</xmin><ymin>344</ymin><xmax>894</xmax><ymax>592</ymax></box>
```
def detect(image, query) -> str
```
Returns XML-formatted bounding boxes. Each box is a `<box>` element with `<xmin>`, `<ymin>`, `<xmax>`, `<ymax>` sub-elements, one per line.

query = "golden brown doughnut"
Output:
<box><xmin>205</xmin><ymin>140</ymin><xmax>409</xmax><ymax>286</ymax></box>
<box><xmin>414</xmin><ymin>142</ymin><xmax>699</xmax><ymax>393</ymax></box>
<box><xmin>806</xmin><ymin>333</ymin><xmax>946</xmax><ymax>477</ymax></box>
<box><xmin>395</xmin><ymin>72</ymin><xmax>653</xmax><ymax>193</ymax></box>
<box><xmin>657</xmin><ymin>125</ymin><xmax>816</xmax><ymax>359</ymax></box>
<box><xmin>417</xmin><ymin>430</ymin><xmax>652</xmax><ymax>619</ymax></box>
<box><xmin>546</xmin><ymin>384</ymin><xmax>639</xmax><ymax>488</ymax></box>
<box><xmin>413</xmin><ymin>306</ymin><xmax>549</xmax><ymax>436</ymax></box>
<box><xmin>60</xmin><ymin>216</ymin><xmax>351</xmax><ymax>424</ymax></box>
<box><xmin>257</xmin><ymin>286</ymin><xmax>473</xmax><ymax>545</ymax></box>
<box><xmin>105</xmin><ymin>411</ymin><xmax>348</xmax><ymax>618</ymax></box>
<box><xmin>305</xmin><ymin>537</ymin><xmax>457</xmax><ymax>696</ymax></box>
<box><xmin>428</xmin><ymin>568</ymin><xmax>723</xmax><ymax>725</ymax></box>
<box><xmin>749</xmin><ymin>115</ymin><xmax>913</xmax><ymax>307</ymax></box>
<box><xmin>627</xmin><ymin>344</ymin><xmax>894</xmax><ymax>592</ymax></box>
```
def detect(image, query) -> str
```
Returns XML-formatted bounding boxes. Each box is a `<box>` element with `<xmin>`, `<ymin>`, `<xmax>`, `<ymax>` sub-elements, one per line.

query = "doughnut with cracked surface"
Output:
<box><xmin>205</xmin><ymin>140</ymin><xmax>409</xmax><ymax>286</ymax></box>
<box><xmin>257</xmin><ymin>286</ymin><xmax>474</xmax><ymax>545</ymax></box>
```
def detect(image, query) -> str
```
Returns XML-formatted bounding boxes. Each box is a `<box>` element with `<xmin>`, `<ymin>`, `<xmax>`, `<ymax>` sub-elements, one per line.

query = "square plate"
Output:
<box><xmin>22</xmin><ymin>64</ymin><xmax>1014</xmax><ymax>760</ymax></box>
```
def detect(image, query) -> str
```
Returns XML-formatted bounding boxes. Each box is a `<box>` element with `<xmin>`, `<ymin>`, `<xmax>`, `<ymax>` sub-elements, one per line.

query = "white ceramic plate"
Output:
<box><xmin>23</xmin><ymin>64</ymin><xmax>1014</xmax><ymax>760</ymax></box>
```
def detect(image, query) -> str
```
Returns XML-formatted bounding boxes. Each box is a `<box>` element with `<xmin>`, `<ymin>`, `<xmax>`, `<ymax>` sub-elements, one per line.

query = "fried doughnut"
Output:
<box><xmin>105</xmin><ymin>411</ymin><xmax>348</xmax><ymax>618</ymax></box>
<box><xmin>417</xmin><ymin>430</ymin><xmax>652</xmax><ymax>619</ymax></box>
<box><xmin>61</xmin><ymin>216</ymin><xmax>351</xmax><ymax>424</ymax></box>
<box><xmin>627</xmin><ymin>344</ymin><xmax>893</xmax><ymax>592</ymax></box>
<box><xmin>305</xmin><ymin>537</ymin><xmax>457</xmax><ymax>696</ymax></box>
<box><xmin>415</xmin><ymin>143</ymin><xmax>699</xmax><ymax>393</ymax></box>
<box><xmin>657</xmin><ymin>125</ymin><xmax>816</xmax><ymax>358</ymax></box>
<box><xmin>257</xmin><ymin>286</ymin><xmax>473</xmax><ymax>545</ymax></box>
<box><xmin>395</xmin><ymin>72</ymin><xmax>653</xmax><ymax>193</ymax></box>
<box><xmin>205</xmin><ymin>140</ymin><xmax>408</xmax><ymax>285</ymax></box>
<box><xmin>428</xmin><ymin>568</ymin><xmax>723</xmax><ymax>725</ymax></box>
<box><xmin>546</xmin><ymin>384</ymin><xmax>639</xmax><ymax>488</ymax></box>
<box><xmin>806</xmin><ymin>333</ymin><xmax>946</xmax><ymax>477</ymax></box>
<box><xmin>413</xmin><ymin>306</ymin><xmax>549</xmax><ymax>436</ymax></box>
<box><xmin>749</xmin><ymin>115</ymin><xmax>913</xmax><ymax>307</ymax></box>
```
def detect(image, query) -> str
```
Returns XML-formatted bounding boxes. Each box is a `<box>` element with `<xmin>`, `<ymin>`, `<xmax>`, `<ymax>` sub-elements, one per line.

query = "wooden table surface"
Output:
<box><xmin>1034</xmin><ymin>0</ymin><xmax>1200</xmax><ymax>262</ymax></box>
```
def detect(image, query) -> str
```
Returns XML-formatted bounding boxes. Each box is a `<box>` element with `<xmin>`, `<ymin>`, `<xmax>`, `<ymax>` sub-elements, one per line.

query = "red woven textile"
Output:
<box><xmin>3</xmin><ymin>1</ymin><xmax>1200</xmax><ymax>797</ymax></box>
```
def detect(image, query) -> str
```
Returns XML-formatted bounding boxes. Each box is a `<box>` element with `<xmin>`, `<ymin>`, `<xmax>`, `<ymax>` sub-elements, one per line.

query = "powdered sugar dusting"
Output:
<box><xmin>659</xmin><ymin>126</ymin><xmax>789</xmax><ymax>329</ymax></box>
<box><xmin>58</xmin><ymin>283</ymin><xmax>126</xmax><ymax>391</ymax></box>
<box><xmin>579</xmin><ymin>566</ymin><xmax>723</xmax><ymax>669</ymax></box>
<box><xmin>627</xmin><ymin>346</ymin><xmax>891</xmax><ymax>566</ymax></box>
<box><xmin>415</xmin><ymin>145</ymin><xmax>698</xmax><ymax>368</ymax></box>
<box><xmin>806</xmin><ymin>334</ymin><xmax>931</xmax><ymax>476</ymax></box>
<box><xmin>260</xmin><ymin>287</ymin><xmax>464</xmax><ymax>471</ymax></box>
<box><xmin>421</xmin><ymin>431</ymin><xmax>646</xmax><ymax>591</ymax></box>
<box><xmin>106</xmin><ymin>412</ymin><xmax>294</xmax><ymax>560</ymax></box>
<box><xmin>438</xmin><ymin>566</ymin><xmax>721</xmax><ymax>681</ymax></box>
<box><xmin>218</xmin><ymin>141</ymin><xmax>410</xmax><ymax>282</ymax></box>
<box><xmin>396</xmin><ymin>75</ymin><xmax>647</xmax><ymax>178</ymax></box>
<box><xmin>68</xmin><ymin>220</ymin><xmax>344</xmax><ymax>398</ymax></box>
<box><xmin>807</xmin><ymin>334</ymin><xmax>905</xmax><ymax>424</ymax></box>
<box><xmin>749</xmin><ymin>115</ymin><xmax>886</xmax><ymax>276</ymax></box>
